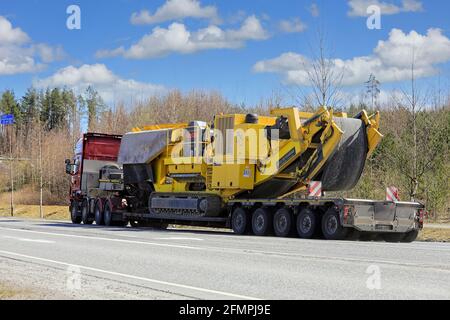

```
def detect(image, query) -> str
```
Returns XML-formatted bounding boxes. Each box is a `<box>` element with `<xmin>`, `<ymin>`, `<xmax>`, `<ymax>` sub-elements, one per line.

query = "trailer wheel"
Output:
<box><xmin>104</xmin><ymin>201</ymin><xmax>113</xmax><ymax>226</ymax></box>
<box><xmin>70</xmin><ymin>201</ymin><xmax>81</xmax><ymax>224</ymax></box>
<box><xmin>130</xmin><ymin>220</ymin><xmax>140</xmax><ymax>228</ymax></box>
<box><xmin>273</xmin><ymin>208</ymin><xmax>293</xmax><ymax>237</ymax></box>
<box><xmin>402</xmin><ymin>230</ymin><xmax>419</xmax><ymax>243</ymax></box>
<box><xmin>94</xmin><ymin>199</ymin><xmax>104</xmax><ymax>226</ymax></box>
<box><xmin>382</xmin><ymin>233</ymin><xmax>405</xmax><ymax>243</ymax></box>
<box><xmin>252</xmin><ymin>207</ymin><xmax>273</xmax><ymax>236</ymax></box>
<box><xmin>296</xmin><ymin>208</ymin><xmax>317</xmax><ymax>239</ymax></box>
<box><xmin>322</xmin><ymin>209</ymin><xmax>348</xmax><ymax>240</ymax></box>
<box><xmin>232</xmin><ymin>207</ymin><xmax>250</xmax><ymax>235</ymax></box>
<box><xmin>81</xmin><ymin>200</ymin><xmax>93</xmax><ymax>225</ymax></box>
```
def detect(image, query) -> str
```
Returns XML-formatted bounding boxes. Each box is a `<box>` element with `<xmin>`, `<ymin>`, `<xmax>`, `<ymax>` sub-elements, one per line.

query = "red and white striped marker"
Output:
<box><xmin>308</xmin><ymin>181</ymin><xmax>322</xmax><ymax>197</ymax></box>
<box><xmin>386</xmin><ymin>186</ymin><xmax>400</xmax><ymax>202</ymax></box>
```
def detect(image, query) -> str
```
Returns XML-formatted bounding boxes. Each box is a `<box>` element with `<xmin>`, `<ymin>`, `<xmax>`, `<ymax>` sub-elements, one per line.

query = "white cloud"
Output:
<box><xmin>33</xmin><ymin>64</ymin><xmax>166</xmax><ymax>103</ymax></box>
<box><xmin>348</xmin><ymin>0</ymin><xmax>423</xmax><ymax>17</ymax></box>
<box><xmin>279</xmin><ymin>18</ymin><xmax>306</xmax><ymax>33</ymax></box>
<box><xmin>98</xmin><ymin>15</ymin><xmax>268</xmax><ymax>59</ymax></box>
<box><xmin>131</xmin><ymin>0</ymin><xmax>220</xmax><ymax>25</ymax></box>
<box><xmin>253</xmin><ymin>28</ymin><xmax>450</xmax><ymax>87</ymax></box>
<box><xmin>0</xmin><ymin>16</ymin><xmax>29</xmax><ymax>44</ymax></box>
<box><xmin>309</xmin><ymin>3</ymin><xmax>320</xmax><ymax>18</ymax></box>
<box><xmin>0</xmin><ymin>16</ymin><xmax>65</xmax><ymax>75</ymax></box>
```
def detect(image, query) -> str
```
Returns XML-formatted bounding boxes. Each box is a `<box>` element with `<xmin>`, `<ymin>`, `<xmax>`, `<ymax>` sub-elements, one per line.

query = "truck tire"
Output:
<box><xmin>130</xmin><ymin>220</ymin><xmax>140</xmax><ymax>228</ymax></box>
<box><xmin>232</xmin><ymin>207</ymin><xmax>250</xmax><ymax>235</ymax></box>
<box><xmin>296</xmin><ymin>208</ymin><xmax>317</xmax><ymax>239</ymax></box>
<box><xmin>81</xmin><ymin>200</ymin><xmax>93</xmax><ymax>225</ymax></box>
<box><xmin>402</xmin><ymin>230</ymin><xmax>419</xmax><ymax>243</ymax></box>
<box><xmin>359</xmin><ymin>232</ymin><xmax>378</xmax><ymax>241</ymax></box>
<box><xmin>70</xmin><ymin>201</ymin><xmax>81</xmax><ymax>224</ymax></box>
<box><xmin>94</xmin><ymin>199</ymin><xmax>104</xmax><ymax>226</ymax></box>
<box><xmin>273</xmin><ymin>208</ymin><xmax>293</xmax><ymax>237</ymax></box>
<box><xmin>383</xmin><ymin>233</ymin><xmax>405</xmax><ymax>243</ymax></box>
<box><xmin>322</xmin><ymin>209</ymin><xmax>348</xmax><ymax>240</ymax></box>
<box><xmin>252</xmin><ymin>207</ymin><xmax>273</xmax><ymax>236</ymax></box>
<box><xmin>104</xmin><ymin>201</ymin><xmax>113</xmax><ymax>226</ymax></box>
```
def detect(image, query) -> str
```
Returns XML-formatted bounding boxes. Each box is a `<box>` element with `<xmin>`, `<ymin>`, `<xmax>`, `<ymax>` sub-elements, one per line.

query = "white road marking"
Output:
<box><xmin>0</xmin><ymin>227</ymin><xmax>201</xmax><ymax>250</ymax></box>
<box><xmin>2</xmin><ymin>235</ymin><xmax>55</xmax><ymax>244</ymax></box>
<box><xmin>154</xmin><ymin>237</ymin><xmax>204</xmax><ymax>241</ymax></box>
<box><xmin>0</xmin><ymin>249</ymin><xmax>260</xmax><ymax>300</ymax></box>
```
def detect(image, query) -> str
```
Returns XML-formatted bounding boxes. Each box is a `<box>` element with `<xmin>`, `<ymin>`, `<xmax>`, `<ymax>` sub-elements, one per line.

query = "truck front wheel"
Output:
<box><xmin>70</xmin><ymin>201</ymin><xmax>82</xmax><ymax>224</ymax></box>
<box><xmin>232</xmin><ymin>207</ymin><xmax>250</xmax><ymax>235</ymax></box>
<box><xmin>252</xmin><ymin>207</ymin><xmax>273</xmax><ymax>236</ymax></box>
<box><xmin>322</xmin><ymin>209</ymin><xmax>348</xmax><ymax>240</ymax></box>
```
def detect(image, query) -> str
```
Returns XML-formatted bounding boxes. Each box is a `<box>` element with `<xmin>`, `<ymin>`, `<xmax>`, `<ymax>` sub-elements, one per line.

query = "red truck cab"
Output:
<box><xmin>65</xmin><ymin>133</ymin><xmax>122</xmax><ymax>222</ymax></box>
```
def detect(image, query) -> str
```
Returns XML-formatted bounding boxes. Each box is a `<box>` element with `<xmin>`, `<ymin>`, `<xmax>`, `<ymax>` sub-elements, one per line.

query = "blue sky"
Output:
<box><xmin>0</xmin><ymin>0</ymin><xmax>449</xmax><ymax>107</ymax></box>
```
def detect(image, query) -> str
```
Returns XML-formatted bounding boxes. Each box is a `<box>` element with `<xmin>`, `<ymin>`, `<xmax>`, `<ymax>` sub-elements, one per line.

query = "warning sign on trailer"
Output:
<box><xmin>309</xmin><ymin>181</ymin><xmax>322</xmax><ymax>197</ymax></box>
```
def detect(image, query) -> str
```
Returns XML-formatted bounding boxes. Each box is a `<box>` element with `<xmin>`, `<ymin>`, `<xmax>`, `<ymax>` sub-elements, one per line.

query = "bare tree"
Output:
<box><xmin>304</xmin><ymin>29</ymin><xmax>344</xmax><ymax>108</ymax></box>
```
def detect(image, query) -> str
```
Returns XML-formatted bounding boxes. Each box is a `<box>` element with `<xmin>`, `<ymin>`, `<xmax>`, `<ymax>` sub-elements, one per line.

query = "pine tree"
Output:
<box><xmin>0</xmin><ymin>90</ymin><xmax>22</xmax><ymax>126</ymax></box>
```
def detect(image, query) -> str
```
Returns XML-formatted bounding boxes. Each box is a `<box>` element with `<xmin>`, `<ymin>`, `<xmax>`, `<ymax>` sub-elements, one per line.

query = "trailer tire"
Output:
<box><xmin>70</xmin><ymin>201</ymin><xmax>82</xmax><ymax>224</ymax></box>
<box><xmin>81</xmin><ymin>200</ymin><xmax>93</xmax><ymax>225</ymax></box>
<box><xmin>232</xmin><ymin>207</ymin><xmax>250</xmax><ymax>235</ymax></box>
<box><xmin>322</xmin><ymin>209</ymin><xmax>348</xmax><ymax>240</ymax></box>
<box><xmin>383</xmin><ymin>233</ymin><xmax>405</xmax><ymax>243</ymax></box>
<box><xmin>297</xmin><ymin>208</ymin><xmax>317</xmax><ymax>239</ymax></box>
<box><xmin>94</xmin><ymin>199</ymin><xmax>104</xmax><ymax>226</ymax></box>
<box><xmin>104</xmin><ymin>201</ymin><xmax>113</xmax><ymax>226</ymax></box>
<box><xmin>273</xmin><ymin>208</ymin><xmax>293</xmax><ymax>237</ymax></box>
<box><xmin>130</xmin><ymin>220</ymin><xmax>140</xmax><ymax>228</ymax></box>
<box><xmin>252</xmin><ymin>207</ymin><xmax>272</xmax><ymax>236</ymax></box>
<box><xmin>402</xmin><ymin>230</ymin><xmax>419</xmax><ymax>243</ymax></box>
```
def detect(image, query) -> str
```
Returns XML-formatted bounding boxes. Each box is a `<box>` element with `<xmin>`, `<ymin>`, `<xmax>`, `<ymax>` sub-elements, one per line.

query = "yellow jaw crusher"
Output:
<box><xmin>119</xmin><ymin>107</ymin><xmax>382</xmax><ymax>203</ymax></box>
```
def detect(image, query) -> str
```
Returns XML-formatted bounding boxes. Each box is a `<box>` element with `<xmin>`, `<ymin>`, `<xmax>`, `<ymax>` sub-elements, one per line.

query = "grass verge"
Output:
<box><xmin>418</xmin><ymin>227</ymin><xmax>450</xmax><ymax>242</ymax></box>
<box><xmin>0</xmin><ymin>204</ymin><xmax>68</xmax><ymax>220</ymax></box>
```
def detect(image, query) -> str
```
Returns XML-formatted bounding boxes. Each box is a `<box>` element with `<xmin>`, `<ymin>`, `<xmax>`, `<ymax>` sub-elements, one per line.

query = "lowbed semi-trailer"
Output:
<box><xmin>65</xmin><ymin>107</ymin><xmax>424</xmax><ymax>242</ymax></box>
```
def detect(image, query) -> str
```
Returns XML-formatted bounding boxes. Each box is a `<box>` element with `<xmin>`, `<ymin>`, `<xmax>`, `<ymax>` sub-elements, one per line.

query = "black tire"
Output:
<box><xmin>115</xmin><ymin>220</ymin><xmax>129</xmax><ymax>227</ymax></box>
<box><xmin>359</xmin><ymin>232</ymin><xmax>378</xmax><ymax>241</ymax></box>
<box><xmin>383</xmin><ymin>233</ymin><xmax>405</xmax><ymax>243</ymax></box>
<box><xmin>232</xmin><ymin>207</ymin><xmax>250</xmax><ymax>235</ymax></box>
<box><xmin>81</xmin><ymin>200</ymin><xmax>93</xmax><ymax>225</ymax></box>
<box><xmin>252</xmin><ymin>207</ymin><xmax>273</xmax><ymax>236</ymax></box>
<box><xmin>70</xmin><ymin>201</ymin><xmax>82</xmax><ymax>224</ymax></box>
<box><xmin>321</xmin><ymin>209</ymin><xmax>348</xmax><ymax>240</ymax></box>
<box><xmin>94</xmin><ymin>199</ymin><xmax>104</xmax><ymax>226</ymax></box>
<box><xmin>402</xmin><ymin>230</ymin><xmax>419</xmax><ymax>243</ymax></box>
<box><xmin>104</xmin><ymin>201</ymin><xmax>113</xmax><ymax>226</ymax></box>
<box><xmin>130</xmin><ymin>220</ymin><xmax>140</xmax><ymax>228</ymax></box>
<box><xmin>345</xmin><ymin>229</ymin><xmax>361</xmax><ymax>241</ymax></box>
<box><xmin>296</xmin><ymin>208</ymin><xmax>317</xmax><ymax>239</ymax></box>
<box><xmin>273</xmin><ymin>208</ymin><xmax>294</xmax><ymax>237</ymax></box>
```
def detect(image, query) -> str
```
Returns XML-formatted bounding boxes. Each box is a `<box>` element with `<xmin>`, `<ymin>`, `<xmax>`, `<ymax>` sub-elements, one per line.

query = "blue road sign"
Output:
<box><xmin>1</xmin><ymin>114</ymin><xmax>15</xmax><ymax>125</ymax></box>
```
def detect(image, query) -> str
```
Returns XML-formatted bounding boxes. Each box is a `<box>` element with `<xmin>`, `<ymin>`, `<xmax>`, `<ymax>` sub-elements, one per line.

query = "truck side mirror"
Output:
<box><xmin>65</xmin><ymin>159</ymin><xmax>72</xmax><ymax>174</ymax></box>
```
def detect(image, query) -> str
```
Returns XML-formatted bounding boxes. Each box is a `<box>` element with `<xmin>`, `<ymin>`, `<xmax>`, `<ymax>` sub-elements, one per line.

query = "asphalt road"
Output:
<box><xmin>0</xmin><ymin>217</ymin><xmax>449</xmax><ymax>300</ymax></box>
